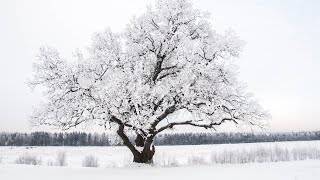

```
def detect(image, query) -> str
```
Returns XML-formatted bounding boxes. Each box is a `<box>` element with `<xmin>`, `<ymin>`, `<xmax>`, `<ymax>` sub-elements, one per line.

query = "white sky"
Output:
<box><xmin>0</xmin><ymin>0</ymin><xmax>319</xmax><ymax>132</ymax></box>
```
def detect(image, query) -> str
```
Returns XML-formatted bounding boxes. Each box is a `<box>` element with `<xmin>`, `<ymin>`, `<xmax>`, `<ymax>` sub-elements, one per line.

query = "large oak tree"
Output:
<box><xmin>29</xmin><ymin>0</ymin><xmax>269</xmax><ymax>163</ymax></box>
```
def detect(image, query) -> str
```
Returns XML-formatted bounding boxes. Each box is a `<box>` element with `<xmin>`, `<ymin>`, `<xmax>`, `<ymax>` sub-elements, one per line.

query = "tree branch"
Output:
<box><xmin>155</xmin><ymin>118</ymin><xmax>238</xmax><ymax>135</ymax></box>
<box><xmin>110</xmin><ymin>116</ymin><xmax>140</xmax><ymax>155</ymax></box>
<box><xmin>150</xmin><ymin>105</ymin><xmax>176</xmax><ymax>130</ymax></box>
<box><xmin>152</xmin><ymin>55</ymin><xmax>166</xmax><ymax>82</ymax></box>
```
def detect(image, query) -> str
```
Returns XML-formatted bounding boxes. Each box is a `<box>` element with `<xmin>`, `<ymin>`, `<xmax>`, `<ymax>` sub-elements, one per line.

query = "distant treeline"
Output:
<box><xmin>0</xmin><ymin>131</ymin><xmax>320</xmax><ymax>146</ymax></box>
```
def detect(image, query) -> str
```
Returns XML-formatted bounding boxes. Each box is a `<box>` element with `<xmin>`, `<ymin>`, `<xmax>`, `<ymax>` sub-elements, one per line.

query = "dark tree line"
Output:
<box><xmin>0</xmin><ymin>132</ymin><xmax>110</xmax><ymax>146</ymax></box>
<box><xmin>155</xmin><ymin>131</ymin><xmax>320</xmax><ymax>145</ymax></box>
<box><xmin>0</xmin><ymin>131</ymin><xmax>320</xmax><ymax>146</ymax></box>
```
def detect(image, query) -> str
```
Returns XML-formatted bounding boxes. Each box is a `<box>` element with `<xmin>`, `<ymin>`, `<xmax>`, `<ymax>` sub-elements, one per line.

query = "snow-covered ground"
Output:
<box><xmin>1</xmin><ymin>160</ymin><xmax>320</xmax><ymax>180</ymax></box>
<box><xmin>0</xmin><ymin>141</ymin><xmax>320</xmax><ymax>180</ymax></box>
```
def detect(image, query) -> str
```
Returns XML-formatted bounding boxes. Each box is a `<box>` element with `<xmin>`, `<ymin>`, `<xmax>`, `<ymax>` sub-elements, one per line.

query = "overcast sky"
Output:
<box><xmin>0</xmin><ymin>0</ymin><xmax>319</xmax><ymax>132</ymax></box>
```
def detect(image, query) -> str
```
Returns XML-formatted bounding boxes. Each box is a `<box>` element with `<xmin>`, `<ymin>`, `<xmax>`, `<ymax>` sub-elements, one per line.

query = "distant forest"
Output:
<box><xmin>0</xmin><ymin>131</ymin><xmax>319</xmax><ymax>146</ymax></box>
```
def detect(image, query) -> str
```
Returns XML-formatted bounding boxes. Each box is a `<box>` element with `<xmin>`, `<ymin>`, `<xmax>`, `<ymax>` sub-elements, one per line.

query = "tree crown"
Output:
<box><xmin>30</xmin><ymin>0</ymin><xmax>269</xmax><ymax>137</ymax></box>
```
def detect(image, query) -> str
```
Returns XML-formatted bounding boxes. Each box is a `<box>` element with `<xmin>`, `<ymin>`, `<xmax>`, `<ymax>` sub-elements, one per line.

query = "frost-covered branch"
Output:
<box><xmin>155</xmin><ymin>117</ymin><xmax>238</xmax><ymax>135</ymax></box>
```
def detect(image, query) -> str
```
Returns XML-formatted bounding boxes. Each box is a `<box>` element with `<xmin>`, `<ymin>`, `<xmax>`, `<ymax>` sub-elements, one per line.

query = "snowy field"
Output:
<box><xmin>1</xmin><ymin>141</ymin><xmax>320</xmax><ymax>180</ymax></box>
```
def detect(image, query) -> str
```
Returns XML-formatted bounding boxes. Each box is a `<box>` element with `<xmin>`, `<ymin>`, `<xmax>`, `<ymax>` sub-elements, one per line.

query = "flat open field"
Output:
<box><xmin>1</xmin><ymin>141</ymin><xmax>320</xmax><ymax>180</ymax></box>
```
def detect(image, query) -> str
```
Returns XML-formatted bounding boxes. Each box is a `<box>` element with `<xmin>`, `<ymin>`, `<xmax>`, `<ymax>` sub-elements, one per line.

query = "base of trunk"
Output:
<box><xmin>133</xmin><ymin>148</ymin><xmax>155</xmax><ymax>163</ymax></box>
<box><xmin>133</xmin><ymin>156</ymin><xmax>153</xmax><ymax>163</ymax></box>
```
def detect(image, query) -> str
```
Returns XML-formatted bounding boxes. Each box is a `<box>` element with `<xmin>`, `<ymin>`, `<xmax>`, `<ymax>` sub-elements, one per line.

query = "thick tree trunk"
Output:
<box><xmin>114</xmin><ymin>117</ymin><xmax>155</xmax><ymax>164</ymax></box>
<box><xmin>132</xmin><ymin>148</ymin><xmax>155</xmax><ymax>163</ymax></box>
<box><xmin>132</xmin><ymin>134</ymin><xmax>155</xmax><ymax>163</ymax></box>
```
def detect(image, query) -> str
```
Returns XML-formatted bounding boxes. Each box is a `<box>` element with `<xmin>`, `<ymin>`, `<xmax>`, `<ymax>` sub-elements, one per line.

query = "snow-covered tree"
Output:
<box><xmin>29</xmin><ymin>0</ymin><xmax>269</xmax><ymax>163</ymax></box>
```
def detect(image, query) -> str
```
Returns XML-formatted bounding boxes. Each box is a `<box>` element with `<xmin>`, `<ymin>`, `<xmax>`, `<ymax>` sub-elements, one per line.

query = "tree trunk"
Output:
<box><xmin>115</xmin><ymin>121</ymin><xmax>155</xmax><ymax>164</ymax></box>
<box><xmin>132</xmin><ymin>134</ymin><xmax>155</xmax><ymax>163</ymax></box>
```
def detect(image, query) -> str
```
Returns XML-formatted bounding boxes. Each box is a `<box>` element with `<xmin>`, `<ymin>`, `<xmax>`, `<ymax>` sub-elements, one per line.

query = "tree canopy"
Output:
<box><xmin>29</xmin><ymin>0</ymin><xmax>269</xmax><ymax>163</ymax></box>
